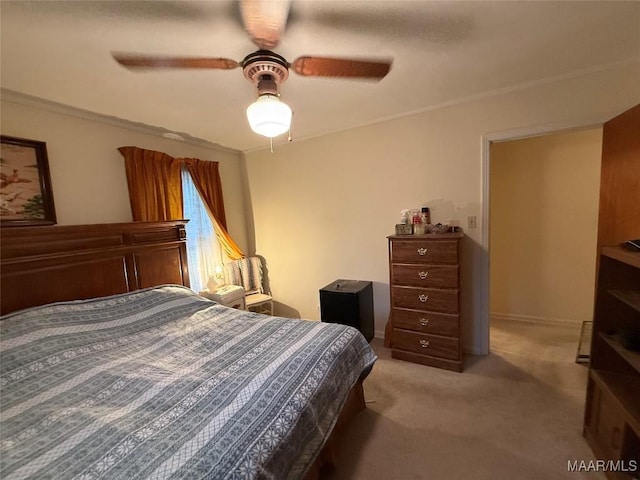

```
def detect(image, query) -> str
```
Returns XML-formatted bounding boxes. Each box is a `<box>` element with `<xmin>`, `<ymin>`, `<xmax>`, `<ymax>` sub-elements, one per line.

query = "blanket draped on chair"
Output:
<box><xmin>225</xmin><ymin>257</ymin><xmax>264</xmax><ymax>295</ymax></box>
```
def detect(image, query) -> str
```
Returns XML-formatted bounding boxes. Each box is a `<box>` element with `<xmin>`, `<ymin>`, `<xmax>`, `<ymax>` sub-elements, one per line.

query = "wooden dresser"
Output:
<box><xmin>385</xmin><ymin>233</ymin><xmax>463</xmax><ymax>372</ymax></box>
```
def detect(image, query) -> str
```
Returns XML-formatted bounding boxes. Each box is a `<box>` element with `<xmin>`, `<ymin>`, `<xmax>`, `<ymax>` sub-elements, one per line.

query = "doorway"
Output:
<box><xmin>486</xmin><ymin>127</ymin><xmax>602</xmax><ymax>358</ymax></box>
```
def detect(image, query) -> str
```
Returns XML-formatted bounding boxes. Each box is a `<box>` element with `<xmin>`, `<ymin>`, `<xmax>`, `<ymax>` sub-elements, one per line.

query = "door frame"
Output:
<box><xmin>478</xmin><ymin>120</ymin><xmax>603</xmax><ymax>355</ymax></box>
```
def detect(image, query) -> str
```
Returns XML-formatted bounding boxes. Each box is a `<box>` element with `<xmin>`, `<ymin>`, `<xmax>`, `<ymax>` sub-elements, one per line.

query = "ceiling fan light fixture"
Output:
<box><xmin>246</xmin><ymin>94</ymin><xmax>292</xmax><ymax>138</ymax></box>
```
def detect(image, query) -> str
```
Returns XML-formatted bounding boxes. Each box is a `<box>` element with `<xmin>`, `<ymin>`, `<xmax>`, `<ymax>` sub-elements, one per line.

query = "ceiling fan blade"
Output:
<box><xmin>291</xmin><ymin>56</ymin><xmax>392</xmax><ymax>80</ymax></box>
<box><xmin>240</xmin><ymin>0</ymin><xmax>291</xmax><ymax>49</ymax></box>
<box><xmin>113</xmin><ymin>54</ymin><xmax>239</xmax><ymax>70</ymax></box>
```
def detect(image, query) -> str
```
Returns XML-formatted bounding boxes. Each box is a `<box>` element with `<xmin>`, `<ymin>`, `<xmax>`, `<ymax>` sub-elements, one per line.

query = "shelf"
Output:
<box><xmin>601</xmin><ymin>333</ymin><xmax>640</xmax><ymax>373</ymax></box>
<box><xmin>601</xmin><ymin>245</ymin><xmax>640</xmax><ymax>269</ymax></box>
<box><xmin>609</xmin><ymin>289</ymin><xmax>640</xmax><ymax>313</ymax></box>
<box><xmin>590</xmin><ymin>369</ymin><xmax>640</xmax><ymax>436</ymax></box>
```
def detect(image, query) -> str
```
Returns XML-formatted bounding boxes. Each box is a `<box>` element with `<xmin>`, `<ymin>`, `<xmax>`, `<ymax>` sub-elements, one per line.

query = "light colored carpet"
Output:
<box><xmin>321</xmin><ymin>319</ymin><xmax>603</xmax><ymax>480</ymax></box>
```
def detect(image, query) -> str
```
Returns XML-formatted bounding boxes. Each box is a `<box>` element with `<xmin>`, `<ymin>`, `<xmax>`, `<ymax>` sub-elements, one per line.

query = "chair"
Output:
<box><xmin>224</xmin><ymin>256</ymin><xmax>274</xmax><ymax>315</ymax></box>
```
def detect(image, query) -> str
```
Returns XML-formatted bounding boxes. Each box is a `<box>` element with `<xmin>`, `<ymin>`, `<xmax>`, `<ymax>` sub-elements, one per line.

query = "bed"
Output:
<box><xmin>0</xmin><ymin>221</ymin><xmax>376</xmax><ymax>480</ymax></box>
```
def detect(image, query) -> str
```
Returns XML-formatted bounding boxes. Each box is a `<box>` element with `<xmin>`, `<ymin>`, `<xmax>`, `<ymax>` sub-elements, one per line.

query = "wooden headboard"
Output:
<box><xmin>0</xmin><ymin>220</ymin><xmax>190</xmax><ymax>315</ymax></box>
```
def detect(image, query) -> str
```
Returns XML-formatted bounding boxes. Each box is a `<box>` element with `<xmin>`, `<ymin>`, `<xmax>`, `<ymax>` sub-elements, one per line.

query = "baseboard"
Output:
<box><xmin>491</xmin><ymin>312</ymin><xmax>584</xmax><ymax>327</ymax></box>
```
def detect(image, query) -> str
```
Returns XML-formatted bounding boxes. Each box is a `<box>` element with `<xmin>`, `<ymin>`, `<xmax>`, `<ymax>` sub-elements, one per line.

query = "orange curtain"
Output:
<box><xmin>183</xmin><ymin>159</ymin><xmax>227</xmax><ymax>228</ymax></box>
<box><xmin>118</xmin><ymin>146</ymin><xmax>183</xmax><ymax>221</ymax></box>
<box><xmin>182</xmin><ymin>158</ymin><xmax>244</xmax><ymax>260</ymax></box>
<box><xmin>118</xmin><ymin>146</ymin><xmax>244</xmax><ymax>260</ymax></box>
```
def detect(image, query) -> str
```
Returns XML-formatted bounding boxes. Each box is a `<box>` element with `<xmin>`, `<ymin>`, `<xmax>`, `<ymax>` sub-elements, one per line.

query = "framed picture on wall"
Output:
<box><xmin>0</xmin><ymin>135</ymin><xmax>57</xmax><ymax>226</ymax></box>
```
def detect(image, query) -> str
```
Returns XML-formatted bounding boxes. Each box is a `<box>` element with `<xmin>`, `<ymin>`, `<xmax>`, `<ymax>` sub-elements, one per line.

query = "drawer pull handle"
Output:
<box><xmin>418</xmin><ymin>271</ymin><xmax>429</xmax><ymax>279</ymax></box>
<box><xmin>420</xmin><ymin>339</ymin><xmax>430</xmax><ymax>348</ymax></box>
<box><xmin>419</xmin><ymin>318</ymin><xmax>430</xmax><ymax>326</ymax></box>
<box><xmin>418</xmin><ymin>294</ymin><xmax>429</xmax><ymax>303</ymax></box>
<box><xmin>417</xmin><ymin>248</ymin><xmax>428</xmax><ymax>256</ymax></box>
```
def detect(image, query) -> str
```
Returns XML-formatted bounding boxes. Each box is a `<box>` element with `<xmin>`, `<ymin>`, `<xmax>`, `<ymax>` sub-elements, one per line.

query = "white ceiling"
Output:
<box><xmin>1</xmin><ymin>1</ymin><xmax>639</xmax><ymax>152</ymax></box>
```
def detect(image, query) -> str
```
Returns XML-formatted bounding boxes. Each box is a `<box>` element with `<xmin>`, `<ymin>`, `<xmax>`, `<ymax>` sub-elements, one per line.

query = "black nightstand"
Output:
<box><xmin>320</xmin><ymin>280</ymin><xmax>374</xmax><ymax>341</ymax></box>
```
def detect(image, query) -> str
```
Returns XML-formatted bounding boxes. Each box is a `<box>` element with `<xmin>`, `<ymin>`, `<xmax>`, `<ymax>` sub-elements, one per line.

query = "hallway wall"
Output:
<box><xmin>489</xmin><ymin>128</ymin><xmax>602</xmax><ymax>325</ymax></box>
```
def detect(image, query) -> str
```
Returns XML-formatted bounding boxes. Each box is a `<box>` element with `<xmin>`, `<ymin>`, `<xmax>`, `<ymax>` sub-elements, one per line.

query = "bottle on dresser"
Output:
<box><xmin>420</xmin><ymin>207</ymin><xmax>431</xmax><ymax>226</ymax></box>
<box><xmin>412</xmin><ymin>209</ymin><xmax>425</xmax><ymax>234</ymax></box>
<box><xmin>420</xmin><ymin>207</ymin><xmax>431</xmax><ymax>233</ymax></box>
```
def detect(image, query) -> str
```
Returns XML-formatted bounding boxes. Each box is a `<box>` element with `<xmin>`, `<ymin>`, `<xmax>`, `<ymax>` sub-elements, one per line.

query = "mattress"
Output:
<box><xmin>0</xmin><ymin>285</ymin><xmax>376</xmax><ymax>480</ymax></box>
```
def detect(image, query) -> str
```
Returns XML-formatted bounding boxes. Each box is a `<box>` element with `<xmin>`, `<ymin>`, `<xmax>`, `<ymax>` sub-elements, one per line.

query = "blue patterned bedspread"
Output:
<box><xmin>0</xmin><ymin>285</ymin><xmax>376</xmax><ymax>480</ymax></box>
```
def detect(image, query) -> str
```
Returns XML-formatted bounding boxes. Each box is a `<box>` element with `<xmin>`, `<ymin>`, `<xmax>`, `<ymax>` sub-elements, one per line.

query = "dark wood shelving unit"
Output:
<box><xmin>582</xmin><ymin>104</ymin><xmax>640</xmax><ymax>478</ymax></box>
<box><xmin>584</xmin><ymin>247</ymin><xmax>640</xmax><ymax>476</ymax></box>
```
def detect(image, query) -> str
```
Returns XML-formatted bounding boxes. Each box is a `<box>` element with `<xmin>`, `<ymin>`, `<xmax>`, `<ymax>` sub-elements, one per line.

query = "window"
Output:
<box><xmin>181</xmin><ymin>169</ymin><xmax>223</xmax><ymax>293</ymax></box>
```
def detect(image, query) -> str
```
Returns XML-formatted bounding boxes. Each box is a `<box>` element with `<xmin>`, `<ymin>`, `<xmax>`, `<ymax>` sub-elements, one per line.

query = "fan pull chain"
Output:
<box><xmin>270</xmin><ymin>137</ymin><xmax>274</xmax><ymax>154</ymax></box>
<box><xmin>288</xmin><ymin>111</ymin><xmax>293</xmax><ymax>143</ymax></box>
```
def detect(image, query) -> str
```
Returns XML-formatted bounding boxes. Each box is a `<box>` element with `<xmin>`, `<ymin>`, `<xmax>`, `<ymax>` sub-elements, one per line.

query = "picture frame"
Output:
<box><xmin>1</xmin><ymin>135</ymin><xmax>57</xmax><ymax>226</ymax></box>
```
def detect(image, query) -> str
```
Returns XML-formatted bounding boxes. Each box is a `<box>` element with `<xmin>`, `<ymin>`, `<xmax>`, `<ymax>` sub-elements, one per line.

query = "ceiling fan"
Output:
<box><xmin>113</xmin><ymin>0</ymin><xmax>392</xmax><ymax>140</ymax></box>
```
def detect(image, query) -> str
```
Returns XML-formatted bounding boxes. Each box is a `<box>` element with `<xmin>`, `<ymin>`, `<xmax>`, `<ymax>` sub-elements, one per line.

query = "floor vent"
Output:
<box><xmin>576</xmin><ymin>321</ymin><xmax>592</xmax><ymax>365</ymax></box>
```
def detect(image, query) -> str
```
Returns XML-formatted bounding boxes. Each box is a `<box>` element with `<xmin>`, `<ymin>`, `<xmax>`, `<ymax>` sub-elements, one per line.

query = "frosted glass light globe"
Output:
<box><xmin>246</xmin><ymin>94</ymin><xmax>292</xmax><ymax>138</ymax></box>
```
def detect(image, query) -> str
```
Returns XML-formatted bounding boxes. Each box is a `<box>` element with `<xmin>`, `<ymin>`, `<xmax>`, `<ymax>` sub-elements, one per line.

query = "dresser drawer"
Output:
<box><xmin>392</xmin><ymin>286</ymin><xmax>459</xmax><ymax>313</ymax></box>
<box><xmin>392</xmin><ymin>308</ymin><xmax>459</xmax><ymax>337</ymax></box>
<box><xmin>391</xmin><ymin>264</ymin><xmax>458</xmax><ymax>288</ymax></box>
<box><xmin>390</xmin><ymin>240</ymin><xmax>458</xmax><ymax>264</ymax></box>
<box><xmin>392</xmin><ymin>329</ymin><xmax>459</xmax><ymax>360</ymax></box>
